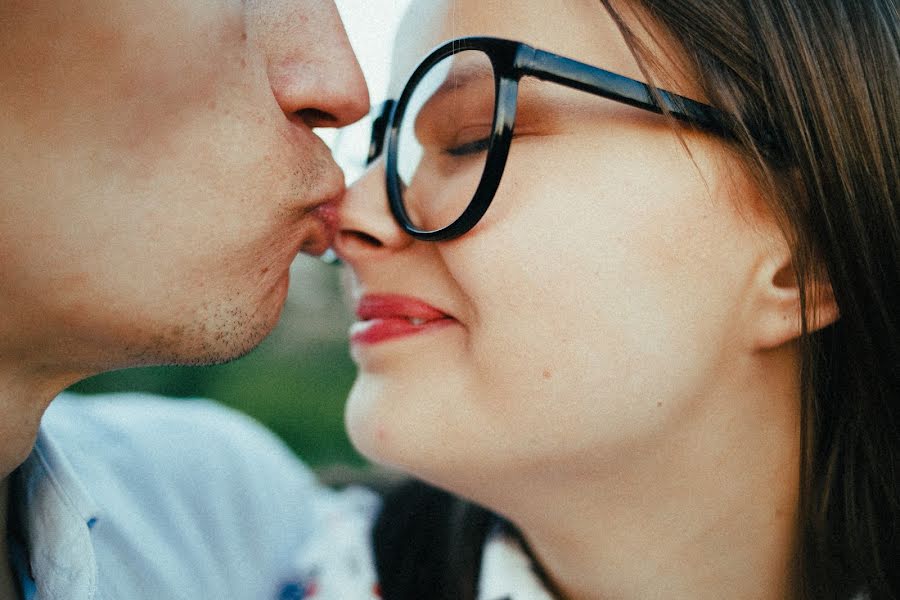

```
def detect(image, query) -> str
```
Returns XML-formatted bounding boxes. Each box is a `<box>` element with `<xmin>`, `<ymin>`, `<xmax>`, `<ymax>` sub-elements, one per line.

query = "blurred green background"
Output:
<box><xmin>68</xmin><ymin>257</ymin><xmax>367</xmax><ymax>468</ymax></box>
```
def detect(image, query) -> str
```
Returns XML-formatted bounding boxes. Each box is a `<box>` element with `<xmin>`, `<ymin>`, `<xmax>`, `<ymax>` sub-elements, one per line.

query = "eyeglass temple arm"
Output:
<box><xmin>513</xmin><ymin>45</ymin><xmax>735</xmax><ymax>139</ymax></box>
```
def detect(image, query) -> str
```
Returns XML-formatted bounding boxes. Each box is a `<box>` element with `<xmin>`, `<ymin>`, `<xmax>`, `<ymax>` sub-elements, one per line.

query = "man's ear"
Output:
<box><xmin>752</xmin><ymin>246</ymin><xmax>840</xmax><ymax>351</ymax></box>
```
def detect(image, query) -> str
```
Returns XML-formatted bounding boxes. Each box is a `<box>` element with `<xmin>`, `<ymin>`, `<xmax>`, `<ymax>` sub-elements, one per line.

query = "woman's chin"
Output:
<box><xmin>343</xmin><ymin>379</ymin><xmax>396</xmax><ymax>464</ymax></box>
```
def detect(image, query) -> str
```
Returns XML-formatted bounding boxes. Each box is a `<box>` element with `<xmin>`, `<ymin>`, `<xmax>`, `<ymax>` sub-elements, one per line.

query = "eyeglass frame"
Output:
<box><xmin>368</xmin><ymin>36</ymin><xmax>740</xmax><ymax>242</ymax></box>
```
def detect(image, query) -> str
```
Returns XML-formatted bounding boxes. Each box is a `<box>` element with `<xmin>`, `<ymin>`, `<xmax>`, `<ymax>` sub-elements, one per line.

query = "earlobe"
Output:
<box><xmin>753</xmin><ymin>254</ymin><xmax>840</xmax><ymax>351</ymax></box>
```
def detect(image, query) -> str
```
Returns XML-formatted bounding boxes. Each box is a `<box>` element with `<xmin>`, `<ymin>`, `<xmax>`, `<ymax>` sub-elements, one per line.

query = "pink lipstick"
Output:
<box><xmin>351</xmin><ymin>294</ymin><xmax>456</xmax><ymax>345</ymax></box>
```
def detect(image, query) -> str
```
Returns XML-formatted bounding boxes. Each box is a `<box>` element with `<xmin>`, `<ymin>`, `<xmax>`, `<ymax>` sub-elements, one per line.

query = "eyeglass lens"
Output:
<box><xmin>394</xmin><ymin>50</ymin><xmax>497</xmax><ymax>233</ymax></box>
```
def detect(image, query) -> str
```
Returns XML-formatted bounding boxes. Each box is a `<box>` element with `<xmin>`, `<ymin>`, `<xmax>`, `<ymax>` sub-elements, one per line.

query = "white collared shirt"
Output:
<box><xmin>9</xmin><ymin>393</ymin><xmax>330</xmax><ymax>600</ymax></box>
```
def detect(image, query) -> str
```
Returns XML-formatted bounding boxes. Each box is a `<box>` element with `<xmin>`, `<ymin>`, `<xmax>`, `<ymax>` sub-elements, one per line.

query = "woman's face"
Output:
<box><xmin>336</xmin><ymin>0</ymin><xmax>777</xmax><ymax>495</ymax></box>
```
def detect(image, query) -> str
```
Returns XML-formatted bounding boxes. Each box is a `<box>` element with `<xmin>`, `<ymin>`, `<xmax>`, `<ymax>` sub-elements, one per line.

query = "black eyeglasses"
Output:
<box><xmin>368</xmin><ymin>36</ymin><xmax>738</xmax><ymax>242</ymax></box>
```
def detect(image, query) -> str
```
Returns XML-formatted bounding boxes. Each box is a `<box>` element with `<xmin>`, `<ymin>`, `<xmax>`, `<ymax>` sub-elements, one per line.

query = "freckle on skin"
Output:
<box><xmin>657</xmin><ymin>401</ymin><xmax>663</xmax><ymax>407</ymax></box>
<box><xmin>542</xmin><ymin>369</ymin><xmax>552</xmax><ymax>380</ymax></box>
<box><xmin>260</xmin><ymin>267</ymin><xmax>269</xmax><ymax>274</ymax></box>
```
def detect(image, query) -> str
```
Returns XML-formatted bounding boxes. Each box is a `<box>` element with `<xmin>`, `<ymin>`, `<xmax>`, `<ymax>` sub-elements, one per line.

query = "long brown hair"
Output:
<box><xmin>602</xmin><ymin>1</ymin><xmax>899</xmax><ymax>597</ymax></box>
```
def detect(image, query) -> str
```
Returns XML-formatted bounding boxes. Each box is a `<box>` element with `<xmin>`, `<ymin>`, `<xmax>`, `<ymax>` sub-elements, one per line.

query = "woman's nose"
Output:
<box><xmin>334</xmin><ymin>159</ymin><xmax>413</xmax><ymax>262</ymax></box>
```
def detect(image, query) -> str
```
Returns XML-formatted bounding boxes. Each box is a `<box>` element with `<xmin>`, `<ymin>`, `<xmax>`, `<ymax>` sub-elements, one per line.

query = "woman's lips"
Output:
<box><xmin>351</xmin><ymin>294</ymin><xmax>456</xmax><ymax>345</ymax></box>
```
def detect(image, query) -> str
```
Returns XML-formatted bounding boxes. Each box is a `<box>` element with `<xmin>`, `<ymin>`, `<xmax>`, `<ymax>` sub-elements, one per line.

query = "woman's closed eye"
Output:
<box><xmin>444</xmin><ymin>135</ymin><xmax>491</xmax><ymax>157</ymax></box>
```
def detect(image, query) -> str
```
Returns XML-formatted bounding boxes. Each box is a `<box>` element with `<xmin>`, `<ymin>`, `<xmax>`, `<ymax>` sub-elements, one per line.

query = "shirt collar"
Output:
<box><xmin>11</xmin><ymin>427</ymin><xmax>101</xmax><ymax>600</ymax></box>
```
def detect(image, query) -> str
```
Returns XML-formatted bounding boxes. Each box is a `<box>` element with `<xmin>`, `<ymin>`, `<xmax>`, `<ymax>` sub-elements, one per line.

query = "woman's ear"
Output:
<box><xmin>751</xmin><ymin>246</ymin><xmax>840</xmax><ymax>351</ymax></box>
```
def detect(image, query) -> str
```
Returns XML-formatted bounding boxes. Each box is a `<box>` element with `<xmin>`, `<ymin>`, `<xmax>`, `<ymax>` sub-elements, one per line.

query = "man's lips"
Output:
<box><xmin>351</xmin><ymin>294</ymin><xmax>456</xmax><ymax>345</ymax></box>
<box><xmin>297</xmin><ymin>199</ymin><xmax>340</xmax><ymax>257</ymax></box>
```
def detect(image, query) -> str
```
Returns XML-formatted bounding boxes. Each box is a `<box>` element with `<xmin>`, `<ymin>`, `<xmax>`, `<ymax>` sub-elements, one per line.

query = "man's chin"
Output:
<box><xmin>120</xmin><ymin>308</ymin><xmax>283</xmax><ymax>369</ymax></box>
<box><xmin>168</xmin><ymin>337</ymin><xmax>266</xmax><ymax>367</ymax></box>
<box><xmin>173</xmin><ymin>277</ymin><xmax>291</xmax><ymax>366</ymax></box>
<box><xmin>179</xmin><ymin>317</ymin><xmax>280</xmax><ymax>366</ymax></box>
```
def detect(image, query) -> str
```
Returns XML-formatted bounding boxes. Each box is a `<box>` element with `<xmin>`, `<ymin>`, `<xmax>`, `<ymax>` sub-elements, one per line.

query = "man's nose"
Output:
<box><xmin>256</xmin><ymin>2</ymin><xmax>370</xmax><ymax>129</ymax></box>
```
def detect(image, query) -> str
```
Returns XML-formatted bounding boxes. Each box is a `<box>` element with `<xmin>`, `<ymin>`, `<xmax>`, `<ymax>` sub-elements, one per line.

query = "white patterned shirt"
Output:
<box><xmin>290</xmin><ymin>494</ymin><xmax>556</xmax><ymax>600</ymax></box>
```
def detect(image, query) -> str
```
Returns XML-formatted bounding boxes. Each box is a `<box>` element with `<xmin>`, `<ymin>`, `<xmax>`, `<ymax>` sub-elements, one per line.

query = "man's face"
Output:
<box><xmin>0</xmin><ymin>0</ymin><xmax>368</xmax><ymax>373</ymax></box>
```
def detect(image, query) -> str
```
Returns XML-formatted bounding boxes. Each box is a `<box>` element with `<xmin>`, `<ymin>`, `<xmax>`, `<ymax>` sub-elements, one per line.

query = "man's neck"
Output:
<box><xmin>0</xmin><ymin>352</ymin><xmax>85</xmax><ymax>484</ymax></box>
<box><xmin>0</xmin><ymin>369</ymin><xmax>51</xmax><ymax>600</ymax></box>
<box><xmin>0</xmin><ymin>350</ymin><xmax>91</xmax><ymax>600</ymax></box>
<box><xmin>0</xmin><ymin>365</ymin><xmax>68</xmax><ymax>482</ymax></box>
<box><xmin>0</xmin><ymin>361</ymin><xmax>83</xmax><ymax>600</ymax></box>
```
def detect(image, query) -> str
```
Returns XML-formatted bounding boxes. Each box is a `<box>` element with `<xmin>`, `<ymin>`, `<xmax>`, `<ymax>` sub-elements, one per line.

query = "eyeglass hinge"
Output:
<box><xmin>512</xmin><ymin>44</ymin><xmax>539</xmax><ymax>75</ymax></box>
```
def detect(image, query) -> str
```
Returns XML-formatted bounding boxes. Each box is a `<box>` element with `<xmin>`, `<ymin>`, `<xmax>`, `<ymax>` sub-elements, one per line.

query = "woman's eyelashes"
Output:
<box><xmin>445</xmin><ymin>136</ymin><xmax>491</xmax><ymax>156</ymax></box>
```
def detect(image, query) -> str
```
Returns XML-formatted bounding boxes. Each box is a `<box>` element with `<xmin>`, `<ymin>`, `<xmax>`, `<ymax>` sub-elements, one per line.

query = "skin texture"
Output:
<box><xmin>0</xmin><ymin>0</ymin><xmax>368</xmax><ymax>483</ymax></box>
<box><xmin>336</xmin><ymin>0</ymin><xmax>837</xmax><ymax>598</ymax></box>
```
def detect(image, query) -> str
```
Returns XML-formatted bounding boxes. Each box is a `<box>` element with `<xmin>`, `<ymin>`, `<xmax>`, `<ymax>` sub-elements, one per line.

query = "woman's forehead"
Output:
<box><xmin>388</xmin><ymin>0</ymin><xmax>646</xmax><ymax>96</ymax></box>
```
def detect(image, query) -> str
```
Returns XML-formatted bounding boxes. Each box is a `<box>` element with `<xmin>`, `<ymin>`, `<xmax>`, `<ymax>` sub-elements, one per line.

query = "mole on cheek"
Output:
<box><xmin>376</xmin><ymin>426</ymin><xmax>389</xmax><ymax>443</ymax></box>
<box><xmin>542</xmin><ymin>369</ymin><xmax>552</xmax><ymax>380</ymax></box>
